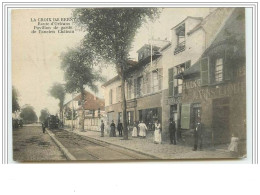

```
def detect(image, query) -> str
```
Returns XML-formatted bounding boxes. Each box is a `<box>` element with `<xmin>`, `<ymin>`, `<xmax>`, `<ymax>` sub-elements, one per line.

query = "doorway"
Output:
<box><xmin>212</xmin><ymin>97</ymin><xmax>230</xmax><ymax>144</ymax></box>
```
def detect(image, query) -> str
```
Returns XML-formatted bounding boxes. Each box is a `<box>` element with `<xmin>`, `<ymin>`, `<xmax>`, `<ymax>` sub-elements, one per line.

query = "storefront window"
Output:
<box><xmin>138</xmin><ymin>108</ymin><xmax>161</xmax><ymax>130</ymax></box>
<box><xmin>127</xmin><ymin>111</ymin><xmax>134</xmax><ymax>125</ymax></box>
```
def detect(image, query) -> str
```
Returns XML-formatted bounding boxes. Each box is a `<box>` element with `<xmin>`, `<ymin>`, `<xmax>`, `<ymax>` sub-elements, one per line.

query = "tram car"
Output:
<box><xmin>47</xmin><ymin>115</ymin><xmax>60</xmax><ymax>129</ymax></box>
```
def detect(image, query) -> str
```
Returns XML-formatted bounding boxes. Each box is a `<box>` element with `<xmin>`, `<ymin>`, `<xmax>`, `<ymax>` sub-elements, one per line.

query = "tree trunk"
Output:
<box><xmin>121</xmin><ymin>73</ymin><xmax>128</xmax><ymax>140</ymax></box>
<box><xmin>81</xmin><ymin>88</ymin><xmax>85</xmax><ymax>132</ymax></box>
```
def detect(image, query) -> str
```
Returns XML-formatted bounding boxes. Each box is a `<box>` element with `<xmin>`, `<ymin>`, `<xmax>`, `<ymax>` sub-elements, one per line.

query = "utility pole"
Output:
<box><xmin>71</xmin><ymin>93</ymin><xmax>75</xmax><ymax>131</ymax></box>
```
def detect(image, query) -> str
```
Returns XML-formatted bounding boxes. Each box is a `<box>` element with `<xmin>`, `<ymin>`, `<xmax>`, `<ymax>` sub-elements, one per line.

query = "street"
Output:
<box><xmin>49</xmin><ymin>129</ymin><xmax>156</xmax><ymax>160</ymax></box>
<box><xmin>13</xmin><ymin>125</ymin><xmax>66</xmax><ymax>162</ymax></box>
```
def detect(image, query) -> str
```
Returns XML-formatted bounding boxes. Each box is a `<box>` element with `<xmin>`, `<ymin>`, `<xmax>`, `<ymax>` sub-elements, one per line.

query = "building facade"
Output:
<box><xmin>63</xmin><ymin>90</ymin><xmax>105</xmax><ymax>131</ymax></box>
<box><xmin>102</xmin><ymin>8</ymin><xmax>246</xmax><ymax>151</ymax></box>
<box><xmin>179</xmin><ymin>8</ymin><xmax>246</xmax><ymax>153</ymax></box>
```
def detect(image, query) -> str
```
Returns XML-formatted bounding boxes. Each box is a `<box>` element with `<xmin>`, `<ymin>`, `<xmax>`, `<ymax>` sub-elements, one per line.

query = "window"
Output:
<box><xmin>118</xmin><ymin>112</ymin><xmax>122</xmax><ymax>123</ymax></box>
<box><xmin>170</xmin><ymin>104</ymin><xmax>178</xmax><ymax>123</ymax></box>
<box><xmin>127</xmin><ymin>111</ymin><xmax>134</xmax><ymax>125</ymax></box>
<box><xmin>127</xmin><ymin>79</ymin><xmax>134</xmax><ymax>100</ymax></box>
<box><xmin>174</xmin><ymin>79</ymin><xmax>183</xmax><ymax>95</ymax></box>
<box><xmin>137</xmin><ymin>76</ymin><xmax>143</xmax><ymax>97</ymax></box>
<box><xmin>109</xmin><ymin>89</ymin><xmax>113</xmax><ymax>105</ymax></box>
<box><xmin>215</xmin><ymin>58</ymin><xmax>223</xmax><ymax>82</ymax></box>
<box><xmin>152</xmin><ymin>70</ymin><xmax>159</xmax><ymax>92</ymax></box>
<box><xmin>181</xmin><ymin>104</ymin><xmax>191</xmax><ymax>129</ymax></box>
<box><xmin>168</xmin><ymin>68</ymin><xmax>174</xmax><ymax>96</ymax></box>
<box><xmin>116</xmin><ymin>86</ymin><xmax>121</xmax><ymax>103</ymax></box>
<box><xmin>174</xmin><ymin>23</ymin><xmax>186</xmax><ymax>55</ymax></box>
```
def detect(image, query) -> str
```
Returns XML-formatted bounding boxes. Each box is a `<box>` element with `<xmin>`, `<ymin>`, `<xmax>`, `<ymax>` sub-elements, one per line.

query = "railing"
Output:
<box><xmin>174</xmin><ymin>41</ymin><xmax>186</xmax><ymax>55</ymax></box>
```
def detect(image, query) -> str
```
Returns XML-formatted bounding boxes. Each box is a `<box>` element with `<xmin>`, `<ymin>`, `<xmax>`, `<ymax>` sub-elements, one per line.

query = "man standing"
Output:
<box><xmin>100</xmin><ymin>120</ymin><xmax>105</xmax><ymax>137</ymax></box>
<box><xmin>42</xmin><ymin>122</ymin><xmax>46</xmax><ymax>134</ymax></box>
<box><xmin>117</xmin><ymin>120</ymin><xmax>123</xmax><ymax>137</ymax></box>
<box><xmin>193</xmin><ymin>121</ymin><xmax>203</xmax><ymax>151</ymax></box>
<box><xmin>169</xmin><ymin>118</ymin><xmax>176</xmax><ymax>145</ymax></box>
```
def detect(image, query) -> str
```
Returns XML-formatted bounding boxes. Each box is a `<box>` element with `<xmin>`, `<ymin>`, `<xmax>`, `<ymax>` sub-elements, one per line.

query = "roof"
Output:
<box><xmin>102</xmin><ymin>75</ymin><xmax>120</xmax><ymax>87</ymax></box>
<box><xmin>170</xmin><ymin>16</ymin><xmax>203</xmax><ymax>30</ymax></box>
<box><xmin>74</xmin><ymin>90</ymin><xmax>105</xmax><ymax>110</ymax></box>
<box><xmin>181</xmin><ymin>8</ymin><xmax>245</xmax><ymax>78</ymax></box>
<box><xmin>64</xmin><ymin>90</ymin><xmax>105</xmax><ymax>110</ymax></box>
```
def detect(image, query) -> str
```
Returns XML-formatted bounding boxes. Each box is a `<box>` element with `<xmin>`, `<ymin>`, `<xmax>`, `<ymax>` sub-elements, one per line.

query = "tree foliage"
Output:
<box><xmin>60</xmin><ymin>45</ymin><xmax>103</xmax><ymax>94</ymax></box>
<box><xmin>20</xmin><ymin>105</ymin><xmax>38</xmax><ymax>123</ymax></box>
<box><xmin>73</xmin><ymin>8</ymin><xmax>160</xmax><ymax>139</ymax></box>
<box><xmin>60</xmin><ymin>43</ymin><xmax>104</xmax><ymax>131</ymax></box>
<box><xmin>39</xmin><ymin>108</ymin><xmax>49</xmax><ymax>122</ymax></box>
<box><xmin>12</xmin><ymin>86</ymin><xmax>20</xmax><ymax>113</ymax></box>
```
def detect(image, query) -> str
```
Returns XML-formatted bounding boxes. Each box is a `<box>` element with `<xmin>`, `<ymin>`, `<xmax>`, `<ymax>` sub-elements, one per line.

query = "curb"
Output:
<box><xmin>46</xmin><ymin>129</ymin><xmax>76</xmax><ymax>161</ymax></box>
<box><xmin>64</xmin><ymin>128</ymin><xmax>160</xmax><ymax>159</ymax></box>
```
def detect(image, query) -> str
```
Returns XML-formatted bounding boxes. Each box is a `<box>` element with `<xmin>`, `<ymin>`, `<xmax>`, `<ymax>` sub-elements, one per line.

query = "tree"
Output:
<box><xmin>60</xmin><ymin>44</ymin><xmax>104</xmax><ymax>131</ymax></box>
<box><xmin>73</xmin><ymin>8</ymin><xmax>160</xmax><ymax>139</ymax></box>
<box><xmin>49</xmin><ymin>83</ymin><xmax>66</xmax><ymax>123</ymax></box>
<box><xmin>12</xmin><ymin>86</ymin><xmax>20</xmax><ymax>113</ymax></box>
<box><xmin>20</xmin><ymin>105</ymin><xmax>38</xmax><ymax>124</ymax></box>
<box><xmin>39</xmin><ymin>108</ymin><xmax>49</xmax><ymax>122</ymax></box>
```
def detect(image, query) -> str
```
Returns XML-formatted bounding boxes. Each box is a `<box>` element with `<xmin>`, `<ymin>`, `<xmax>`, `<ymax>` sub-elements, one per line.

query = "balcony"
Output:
<box><xmin>174</xmin><ymin>41</ymin><xmax>186</xmax><ymax>55</ymax></box>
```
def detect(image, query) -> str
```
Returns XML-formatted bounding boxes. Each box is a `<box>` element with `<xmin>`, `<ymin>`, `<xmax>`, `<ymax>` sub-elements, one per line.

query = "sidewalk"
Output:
<box><xmin>64</xmin><ymin>128</ymin><xmax>238</xmax><ymax>160</ymax></box>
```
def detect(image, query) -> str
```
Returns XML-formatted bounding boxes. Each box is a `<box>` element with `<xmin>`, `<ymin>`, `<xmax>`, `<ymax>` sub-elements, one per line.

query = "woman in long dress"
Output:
<box><xmin>154</xmin><ymin>120</ymin><xmax>162</xmax><ymax>144</ymax></box>
<box><xmin>132</xmin><ymin>121</ymin><xmax>138</xmax><ymax>137</ymax></box>
<box><xmin>110</xmin><ymin>120</ymin><xmax>116</xmax><ymax>137</ymax></box>
<box><xmin>138</xmin><ymin>121</ymin><xmax>147</xmax><ymax>138</ymax></box>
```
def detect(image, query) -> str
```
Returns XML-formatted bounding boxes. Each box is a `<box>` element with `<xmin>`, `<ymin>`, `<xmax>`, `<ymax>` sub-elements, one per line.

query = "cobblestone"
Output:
<box><xmin>13</xmin><ymin>125</ymin><xmax>66</xmax><ymax>162</ymax></box>
<box><xmin>65</xmin><ymin>128</ymin><xmax>238</xmax><ymax>160</ymax></box>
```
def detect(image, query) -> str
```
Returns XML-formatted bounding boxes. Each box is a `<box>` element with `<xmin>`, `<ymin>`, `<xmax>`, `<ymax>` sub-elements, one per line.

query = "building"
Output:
<box><xmin>63</xmin><ymin>90</ymin><xmax>105</xmax><ymax>131</ymax></box>
<box><xmin>161</xmin><ymin>8</ymin><xmax>237</xmax><ymax>141</ymax></box>
<box><xmin>179</xmin><ymin>8</ymin><xmax>246</xmax><ymax>153</ymax></box>
<box><xmin>102</xmin><ymin>8</ymin><xmax>246</xmax><ymax>150</ymax></box>
<box><xmin>102</xmin><ymin>40</ymin><xmax>169</xmax><ymax>131</ymax></box>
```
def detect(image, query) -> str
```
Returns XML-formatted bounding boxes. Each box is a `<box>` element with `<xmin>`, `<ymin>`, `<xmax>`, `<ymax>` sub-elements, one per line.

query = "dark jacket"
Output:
<box><xmin>117</xmin><ymin>123</ymin><xmax>123</xmax><ymax>131</ymax></box>
<box><xmin>169</xmin><ymin>121</ymin><xmax>176</xmax><ymax>132</ymax></box>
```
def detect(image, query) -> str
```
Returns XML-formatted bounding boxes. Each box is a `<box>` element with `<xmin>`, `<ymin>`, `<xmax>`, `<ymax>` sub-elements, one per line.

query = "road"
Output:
<box><xmin>49</xmin><ymin>129</ymin><xmax>157</xmax><ymax>161</ymax></box>
<box><xmin>13</xmin><ymin>125</ymin><xmax>66</xmax><ymax>162</ymax></box>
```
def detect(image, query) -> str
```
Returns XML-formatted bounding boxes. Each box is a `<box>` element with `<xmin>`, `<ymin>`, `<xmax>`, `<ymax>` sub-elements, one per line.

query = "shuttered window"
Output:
<box><xmin>200</xmin><ymin>57</ymin><xmax>209</xmax><ymax>86</ymax></box>
<box><xmin>168</xmin><ymin>68</ymin><xmax>174</xmax><ymax>96</ymax></box>
<box><xmin>181</xmin><ymin>104</ymin><xmax>191</xmax><ymax>129</ymax></box>
<box><xmin>133</xmin><ymin>78</ymin><xmax>137</xmax><ymax>98</ymax></box>
<box><xmin>224</xmin><ymin>47</ymin><xmax>234</xmax><ymax>81</ymax></box>
<box><xmin>158</xmin><ymin>68</ymin><xmax>163</xmax><ymax>90</ymax></box>
<box><xmin>109</xmin><ymin>89</ymin><xmax>113</xmax><ymax>105</ymax></box>
<box><xmin>147</xmin><ymin>72</ymin><xmax>151</xmax><ymax>94</ymax></box>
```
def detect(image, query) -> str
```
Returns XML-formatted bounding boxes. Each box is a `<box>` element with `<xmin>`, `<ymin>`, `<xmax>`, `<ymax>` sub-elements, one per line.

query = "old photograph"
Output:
<box><xmin>11</xmin><ymin>7</ymin><xmax>246</xmax><ymax>162</ymax></box>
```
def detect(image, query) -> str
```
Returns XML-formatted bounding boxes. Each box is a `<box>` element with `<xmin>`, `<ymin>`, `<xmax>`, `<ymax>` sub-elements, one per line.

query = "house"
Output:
<box><xmin>63</xmin><ymin>90</ymin><xmax>105</xmax><ymax>131</ymax></box>
<box><xmin>179</xmin><ymin>8</ymin><xmax>246</xmax><ymax>153</ymax></box>
<box><xmin>102</xmin><ymin>40</ymin><xmax>169</xmax><ymax>130</ymax></box>
<box><xmin>161</xmin><ymin>7</ymin><xmax>236</xmax><ymax>141</ymax></box>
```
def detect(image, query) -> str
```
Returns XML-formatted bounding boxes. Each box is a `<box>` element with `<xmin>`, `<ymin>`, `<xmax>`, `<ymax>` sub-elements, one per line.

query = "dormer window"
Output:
<box><xmin>174</xmin><ymin>23</ymin><xmax>186</xmax><ymax>55</ymax></box>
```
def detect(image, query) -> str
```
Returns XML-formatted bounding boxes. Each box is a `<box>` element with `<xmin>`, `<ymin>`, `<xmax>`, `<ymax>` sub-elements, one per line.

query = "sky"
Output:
<box><xmin>12</xmin><ymin>8</ymin><xmax>210</xmax><ymax>117</ymax></box>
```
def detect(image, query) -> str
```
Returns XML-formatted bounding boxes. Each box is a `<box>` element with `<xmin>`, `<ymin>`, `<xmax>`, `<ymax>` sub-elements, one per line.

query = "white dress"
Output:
<box><xmin>228</xmin><ymin>137</ymin><xmax>239</xmax><ymax>152</ymax></box>
<box><xmin>132</xmin><ymin>126</ymin><xmax>138</xmax><ymax>137</ymax></box>
<box><xmin>154</xmin><ymin>123</ymin><xmax>162</xmax><ymax>144</ymax></box>
<box><xmin>138</xmin><ymin>123</ymin><xmax>147</xmax><ymax>137</ymax></box>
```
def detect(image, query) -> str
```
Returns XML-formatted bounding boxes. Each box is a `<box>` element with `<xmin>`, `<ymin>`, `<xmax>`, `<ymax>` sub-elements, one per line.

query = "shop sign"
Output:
<box><xmin>183</xmin><ymin>81</ymin><xmax>245</xmax><ymax>102</ymax></box>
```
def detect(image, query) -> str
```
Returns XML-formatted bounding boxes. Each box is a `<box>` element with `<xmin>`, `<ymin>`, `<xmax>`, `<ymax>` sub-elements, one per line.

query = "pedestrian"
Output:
<box><xmin>228</xmin><ymin>133</ymin><xmax>239</xmax><ymax>153</ymax></box>
<box><xmin>110</xmin><ymin>120</ymin><xmax>116</xmax><ymax>137</ymax></box>
<box><xmin>169</xmin><ymin>118</ymin><xmax>176</xmax><ymax>145</ymax></box>
<box><xmin>42</xmin><ymin>122</ymin><xmax>46</xmax><ymax>134</ymax></box>
<box><xmin>132</xmin><ymin>121</ymin><xmax>138</xmax><ymax>138</ymax></box>
<box><xmin>138</xmin><ymin>120</ymin><xmax>147</xmax><ymax>138</ymax></box>
<box><xmin>117</xmin><ymin>120</ymin><xmax>123</xmax><ymax>137</ymax></box>
<box><xmin>100</xmin><ymin>120</ymin><xmax>105</xmax><ymax>137</ymax></box>
<box><xmin>154</xmin><ymin>120</ymin><xmax>162</xmax><ymax>144</ymax></box>
<box><xmin>193</xmin><ymin>121</ymin><xmax>203</xmax><ymax>151</ymax></box>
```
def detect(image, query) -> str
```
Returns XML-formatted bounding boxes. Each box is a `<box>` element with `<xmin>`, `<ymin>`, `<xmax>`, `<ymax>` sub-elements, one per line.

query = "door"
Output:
<box><xmin>212</xmin><ymin>98</ymin><xmax>230</xmax><ymax>144</ymax></box>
